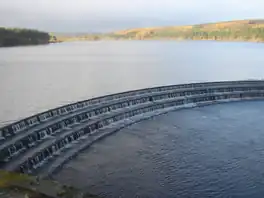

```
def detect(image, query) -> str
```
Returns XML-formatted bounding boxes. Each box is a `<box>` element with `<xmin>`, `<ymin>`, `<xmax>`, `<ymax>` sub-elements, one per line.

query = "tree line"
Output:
<box><xmin>0</xmin><ymin>28</ymin><xmax>55</xmax><ymax>47</ymax></box>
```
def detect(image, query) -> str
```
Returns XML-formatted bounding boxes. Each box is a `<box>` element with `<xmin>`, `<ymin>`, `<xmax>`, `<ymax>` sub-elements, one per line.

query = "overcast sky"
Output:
<box><xmin>0</xmin><ymin>0</ymin><xmax>263</xmax><ymax>32</ymax></box>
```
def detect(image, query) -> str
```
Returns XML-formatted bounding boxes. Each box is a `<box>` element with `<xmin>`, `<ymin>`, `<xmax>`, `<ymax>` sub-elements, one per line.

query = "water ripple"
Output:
<box><xmin>55</xmin><ymin>101</ymin><xmax>264</xmax><ymax>198</ymax></box>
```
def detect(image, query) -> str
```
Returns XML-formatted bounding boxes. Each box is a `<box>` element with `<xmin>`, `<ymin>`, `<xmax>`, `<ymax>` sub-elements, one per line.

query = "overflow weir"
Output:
<box><xmin>1</xmin><ymin>80</ymin><xmax>264</xmax><ymax>178</ymax></box>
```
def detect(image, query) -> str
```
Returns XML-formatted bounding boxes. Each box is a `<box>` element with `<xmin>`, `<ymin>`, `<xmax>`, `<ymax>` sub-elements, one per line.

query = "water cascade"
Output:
<box><xmin>0</xmin><ymin>80</ymin><xmax>264</xmax><ymax>178</ymax></box>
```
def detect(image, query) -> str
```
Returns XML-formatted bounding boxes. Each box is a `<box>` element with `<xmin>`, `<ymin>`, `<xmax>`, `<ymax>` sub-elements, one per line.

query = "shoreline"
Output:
<box><xmin>57</xmin><ymin>37</ymin><xmax>264</xmax><ymax>44</ymax></box>
<box><xmin>1</xmin><ymin>37</ymin><xmax>263</xmax><ymax>48</ymax></box>
<box><xmin>0</xmin><ymin>40</ymin><xmax>63</xmax><ymax>48</ymax></box>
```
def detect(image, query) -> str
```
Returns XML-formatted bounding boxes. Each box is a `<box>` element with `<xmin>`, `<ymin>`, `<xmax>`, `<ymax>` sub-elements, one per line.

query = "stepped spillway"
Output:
<box><xmin>1</xmin><ymin>80</ymin><xmax>264</xmax><ymax>178</ymax></box>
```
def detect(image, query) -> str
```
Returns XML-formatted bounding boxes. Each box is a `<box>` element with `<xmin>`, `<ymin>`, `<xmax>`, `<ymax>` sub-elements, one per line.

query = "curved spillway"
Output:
<box><xmin>1</xmin><ymin>80</ymin><xmax>264</xmax><ymax>178</ymax></box>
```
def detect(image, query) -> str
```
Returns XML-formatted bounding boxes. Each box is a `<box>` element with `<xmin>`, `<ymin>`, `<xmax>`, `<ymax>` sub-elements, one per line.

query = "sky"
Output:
<box><xmin>0</xmin><ymin>0</ymin><xmax>263</xmax><ymax>32</ymax></box>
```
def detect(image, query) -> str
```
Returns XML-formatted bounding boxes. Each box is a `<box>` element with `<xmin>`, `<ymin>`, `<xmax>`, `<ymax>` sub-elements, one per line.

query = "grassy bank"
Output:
<box><xmin>0</xmin><ymin>170</ymin><xmax>100</xmax><ymax>198</ymax></box>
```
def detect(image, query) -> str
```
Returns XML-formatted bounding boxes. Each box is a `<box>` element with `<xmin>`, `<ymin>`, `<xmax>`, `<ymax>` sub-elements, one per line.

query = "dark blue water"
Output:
<box><xmin>54</xmin><ymin>101</ymin><xmax>264</xmax><ymax>198</ymax></box>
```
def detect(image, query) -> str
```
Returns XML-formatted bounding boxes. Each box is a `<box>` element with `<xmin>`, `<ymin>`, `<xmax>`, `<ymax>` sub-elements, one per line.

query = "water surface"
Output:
<box><xmin>1</xmin><ymin>41</ymin><xmax>264</xmax><ymax>197</ymax></box>
<box><xmin>0</xmin><ymin>41</ymin><xmax>264</xmax><ymax>123</ymax></box>
<box><xmin>55</xmin><ymin>101</ymin><xmax>264</xmax><ymax>198</ymax></box>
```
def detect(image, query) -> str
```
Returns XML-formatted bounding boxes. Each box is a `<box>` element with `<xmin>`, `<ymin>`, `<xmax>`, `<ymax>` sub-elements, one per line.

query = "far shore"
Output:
<box><xmin>57</xmin><ymin>37</ymin><xmax>264</xmax><ymax>44</ymax></box>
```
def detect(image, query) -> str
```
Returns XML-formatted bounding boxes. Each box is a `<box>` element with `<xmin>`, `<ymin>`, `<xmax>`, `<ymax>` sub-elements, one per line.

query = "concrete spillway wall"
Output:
<box><xmin>1</xmin><ymin>80</ymin><xmax>264</xmax><ymax>178</ymax></box>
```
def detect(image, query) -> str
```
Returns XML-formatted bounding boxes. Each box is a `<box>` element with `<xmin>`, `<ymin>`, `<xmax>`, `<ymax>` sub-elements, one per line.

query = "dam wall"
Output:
<box><xmin>1</xmin><ymin>80</ymin><xmax>264</xmax><ymax>178</ymax></box>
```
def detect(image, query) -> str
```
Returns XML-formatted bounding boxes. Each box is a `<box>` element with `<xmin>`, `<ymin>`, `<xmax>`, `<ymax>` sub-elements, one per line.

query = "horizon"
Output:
<box><xmin>2</xmin><ymin>18</ymin><xmax>264</xmax><ymax>34</ymax></box>
<box><xmin>0</xmin><ymin>0</ymin><xmax>264</xmax><ymax>32</ymax></box>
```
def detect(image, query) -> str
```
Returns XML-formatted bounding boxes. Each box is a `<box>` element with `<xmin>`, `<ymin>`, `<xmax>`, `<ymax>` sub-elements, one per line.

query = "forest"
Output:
<box><xmin>0</xmin><ymin>28</ymin><xmax>56</xmax><ymax>47</ymax></box>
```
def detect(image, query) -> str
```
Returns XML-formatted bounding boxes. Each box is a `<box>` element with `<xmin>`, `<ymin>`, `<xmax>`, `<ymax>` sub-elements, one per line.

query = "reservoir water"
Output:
<box><xmin>54</xmin><ymin>101</ymin><xmax>264</xmax><ymax>198</ymax></box>
<box><xmin>1</xmin><ymin>41</ymin><xmax>264</xmax><ymax>197</ymax></box>
<box><xmin>0</xmin><ymin>41</ymin><xmax>264</xmax><ymax>124</ymax></box>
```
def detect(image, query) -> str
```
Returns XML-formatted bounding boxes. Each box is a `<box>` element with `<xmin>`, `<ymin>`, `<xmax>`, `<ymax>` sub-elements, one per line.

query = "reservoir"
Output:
<box><xmin>0</xmin><ymin>41</ymin><xmax>264</xmax><ymax>124</ymax></box>
<box><xmin>54</xmin><ymin>101</ymin><xmax>264</xmax><ymax>198</ymax></box>
<box><xmin>1</xmin><ymin>41</ymin><xmax>264</xmax><ymax>197</ymax></box>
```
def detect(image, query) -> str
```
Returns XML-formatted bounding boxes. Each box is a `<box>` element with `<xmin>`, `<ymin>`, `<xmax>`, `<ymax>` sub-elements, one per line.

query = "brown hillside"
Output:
<box><xmin>113</xmin><ymin>19</ymin><xmax>264</xmax><ymax>38</ymax></box>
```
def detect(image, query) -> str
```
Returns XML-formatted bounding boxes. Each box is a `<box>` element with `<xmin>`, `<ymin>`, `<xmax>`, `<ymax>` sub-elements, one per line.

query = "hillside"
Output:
<box><xmin>58</xmin><ymin>19</ymin><xmax>264</xmax><ymax>42</ymax></box>
<box><xmin>109</xmin><ymin>19</ymin><xmax>264</xmax><ymax>41</ymax></box>
<box><xmin>0</xmin><ymin>28</ymin><xmax>59</xmax><ymax>47</ymax></box>
<box><xmin>7</xmin><ymin>19</ymin><xmax>264</xmax><ymax>44</ymax></box>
